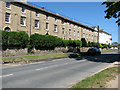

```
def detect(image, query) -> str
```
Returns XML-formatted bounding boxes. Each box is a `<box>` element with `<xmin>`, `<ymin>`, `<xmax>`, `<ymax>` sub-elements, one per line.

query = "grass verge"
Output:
<box><xmin>101</xmin><ymin>49</ymin><xmax>118</xmax><ymax>53</ymax></box>
<box><xmin>72</xmin><ymin>66</ymin><xmax>120</xmax><ymax>88</ymax></box>
<box><xmin>2</xmin><ymin>53</ymin><xmax>74</xmax><ymax>62</ymax></box>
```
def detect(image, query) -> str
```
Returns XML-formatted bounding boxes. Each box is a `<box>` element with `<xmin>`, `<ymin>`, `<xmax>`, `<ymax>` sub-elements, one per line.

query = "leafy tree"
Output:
<box><xmin>102</xmin><ymin>1</ymin><xmax>120</xmax><ymax>25</ymax></box>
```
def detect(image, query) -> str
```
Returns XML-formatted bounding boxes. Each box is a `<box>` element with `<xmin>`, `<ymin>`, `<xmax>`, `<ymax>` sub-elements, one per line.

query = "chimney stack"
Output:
<box><xmin>65</xmin><ymin>17</ymin><xmax>68</xmax><ymax>19</ymax></box>
<box><xmin>41</xmin><ymin>7</ymin><xmax>45</xmax><ymax>9</ymax></box>
<box><xmin>56</xmin><ymin>13</ymin><xmax>59</xmax><ymax>15</ymax></box>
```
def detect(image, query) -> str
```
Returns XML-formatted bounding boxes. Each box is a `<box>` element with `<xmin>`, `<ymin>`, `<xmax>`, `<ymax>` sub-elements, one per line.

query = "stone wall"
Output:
<box><xmin>32</xmin><ymin>47</ymin><xmax>68</xmax><ymax>55</ymax></box>
<box><xmin>2</xmin><ymin>48</ymin><xmax>28</xmax><ymax>57</ymax></box>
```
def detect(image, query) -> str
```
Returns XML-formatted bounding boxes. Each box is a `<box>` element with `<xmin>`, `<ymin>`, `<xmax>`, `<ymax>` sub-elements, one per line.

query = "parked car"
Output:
<box><xmin>87</xmin><ymin>48</ymin><xmax>101</xmax><ymax>55</ymax></box>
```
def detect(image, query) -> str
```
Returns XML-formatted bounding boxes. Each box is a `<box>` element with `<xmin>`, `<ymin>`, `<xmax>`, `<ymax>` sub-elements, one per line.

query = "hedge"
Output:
<box><xmin>63</xmin><ymin>40</ymin><xmax>82</xmax><ymax>48</ymax></box>
<box><xmin>30</xmin><ymin>34</ymin><xmax>64</xmax><ymax>50</ymax></box>
<box><xmin>2</xmin><ymin>31</ymin><xmax>29</xmax><ymax>50</ymax></box>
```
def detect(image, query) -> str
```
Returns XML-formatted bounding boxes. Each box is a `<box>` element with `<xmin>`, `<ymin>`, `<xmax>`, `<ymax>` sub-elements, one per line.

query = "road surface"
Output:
<box><xmin>2</xmin><ymin>52</ymin><xmax>119</xmax><ymax>88</ymax></box>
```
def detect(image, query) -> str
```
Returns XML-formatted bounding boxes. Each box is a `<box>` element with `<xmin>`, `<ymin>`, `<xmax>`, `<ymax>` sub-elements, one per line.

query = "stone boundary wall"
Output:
<box><xmin>2</xmin><ymin>47</ymin><xmax>107</xmax><ymax>57</ymax></box>
<box><xmin>2</xmin><ymin>48</ymin><xmax>28</xmax><ymax>57</ymax></box>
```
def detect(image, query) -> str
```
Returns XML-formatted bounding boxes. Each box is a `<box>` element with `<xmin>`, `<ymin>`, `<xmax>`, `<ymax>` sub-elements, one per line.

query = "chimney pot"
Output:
<box><xmin>41</xmin><ymin>7</ymin><xmax>44</xmax><ymax>9</ymax></box>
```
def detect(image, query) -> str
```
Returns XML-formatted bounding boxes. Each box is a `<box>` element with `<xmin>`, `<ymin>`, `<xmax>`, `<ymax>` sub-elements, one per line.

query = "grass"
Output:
<box><xmin>72</xmin><ymin>66</ymin><xmax>120</xmax><ymax>88</ymax></box>
<box><xmin>101</xmin><ymin>49</ymin><xmax>118</xmax><ymax>53</ymax></box>
<box><xmin>2</xmin><ymin>53</ymin><xmax>75</xmax><ymax>62</ymax></box>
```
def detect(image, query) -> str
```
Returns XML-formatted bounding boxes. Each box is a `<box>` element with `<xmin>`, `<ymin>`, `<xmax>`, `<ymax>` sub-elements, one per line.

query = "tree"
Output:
<box><xmin>102</xmin><ymin>1</ymin><xmax>120</xmax><ymax>25</ymax></box>
<box><xmin>81</xmin><ymin>38</ymin><xmax>88</xmax><ymax>47</ymax></box>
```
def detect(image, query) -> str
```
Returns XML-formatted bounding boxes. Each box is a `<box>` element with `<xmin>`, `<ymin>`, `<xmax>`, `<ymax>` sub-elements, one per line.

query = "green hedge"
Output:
<box><xmin>2</xmin><ymin>31</ymin><xmax>29</xmax><ymax>50</ymax></box>
<box><xmin>30</xmin><ymin>34</ymin><xmax>64</xmax><ymax>50</ymax></box>
<box><xmin>63</xmin><ymin>40</ymin><xmax>82</xmax><ymax>48</ymax></box>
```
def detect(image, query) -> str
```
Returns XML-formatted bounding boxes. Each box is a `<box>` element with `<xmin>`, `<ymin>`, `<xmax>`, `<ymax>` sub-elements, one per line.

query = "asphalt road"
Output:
<box><xmin>2</xmin><ymin>52</ymin><xmax>119</xmax><ymax>88</ymax></box>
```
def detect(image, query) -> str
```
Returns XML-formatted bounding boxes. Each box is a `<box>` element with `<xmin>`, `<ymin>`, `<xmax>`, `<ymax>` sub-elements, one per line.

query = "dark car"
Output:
<box><xmin>87</xmin><ymin>48</ymin><xmax>101</xmax><ymax>55</ymax></box>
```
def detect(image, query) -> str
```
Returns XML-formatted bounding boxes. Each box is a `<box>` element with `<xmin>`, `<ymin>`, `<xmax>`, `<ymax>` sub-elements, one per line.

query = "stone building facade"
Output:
<box><xmin>0</xmin><ymin>1</ymin><xmax>99</xmax><ymax>42</ymax></box>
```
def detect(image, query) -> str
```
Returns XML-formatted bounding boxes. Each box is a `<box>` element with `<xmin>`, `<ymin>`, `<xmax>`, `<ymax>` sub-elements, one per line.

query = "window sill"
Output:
<box><xmin>5</xmin><ymin>22</ymin><xmax>11</xmax><ymax>24</ymax></box>
<box><xmin>21</xmin><ymin>25</ymin><xmax>26</xmax><ymax>27</ymax></box>
<box><xmin>35</xmin><ymin>27</ymin><xmax>40</xmax><ymax>30</ymax></box>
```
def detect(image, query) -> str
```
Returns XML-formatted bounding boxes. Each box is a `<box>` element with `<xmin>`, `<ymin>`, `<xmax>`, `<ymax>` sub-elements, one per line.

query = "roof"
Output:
<box><xmin>99</xmin><ymin>30</ymin><xmax>111</xmax><ymax>35</ymax></box>
<box><xmin>12</xmin><ymin>1</ymin><xmax>97</xmax><ymax>32</ymax></box>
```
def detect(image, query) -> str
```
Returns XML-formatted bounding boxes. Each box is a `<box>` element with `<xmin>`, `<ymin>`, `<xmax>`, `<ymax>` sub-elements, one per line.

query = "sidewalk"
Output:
<box><xmin>105</xmin><ymin>61</ymin><xmax>120</xmax><ymax>89</ymax></box>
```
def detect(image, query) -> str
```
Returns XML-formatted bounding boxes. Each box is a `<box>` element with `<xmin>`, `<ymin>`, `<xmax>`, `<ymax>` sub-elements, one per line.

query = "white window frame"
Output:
<box><xmin>5</xmin><ymin>13</ymin><xmax>11</xmax><ymax>23</ymax></box>
<box><xmin>54</xmin><ymin>25</ymin><xmax>57</xmax><ymax>32</ymax></box>
<box><xmin>86</xmin><ymin>34</ymin><xmax>88</xmax><ymax>39</ymax></box>
<box><xmin>46</xmin><ymin>15</ymin><xmax>49</xmax><ymax>20</ymax></box>
<box><xmin>62</xmin><ymin>20</ymin><xmax>65</xmax><ymax>25</ymax></box>
<box><xmin>46</xmin><ymin>23</ymin><xmax>49</xmax><ymax>30</ymax></box>
<box><xmin>73</xmin><ymin>30</ymin><xmax>75</xmax><ymax>36</ymax></box>
<box><xmin>77</xmin><ymin>31</ymin><xmax>79</xmax><ymax>37</ymax></box>
<box><xmin>73</xmin><ymin>25</ymin><xmax>75</xmax><ymax>28</ymax></box>
<box><xmin>35</xmin><ymin>20</ymin><xmax>39</xmax><ymax>29</ymax></box>
<box><xmin>22</xmin><ymin>7</ymin><xmax>26</xmax><ymax>13</ymax></box>
<box><xmin>6</xmin><ymin>2</ymin><xmax>11</xmax><ymax>9</ymax></box>
<box><xmin>20</xmin><ymin>16</ymin><xmax>26</xmax><ymax>26</ymax></box>
<box><xmin>55</xmin><ymin>18</ymin><xmax>57</xmax><ymax>22</ymax></box>
<box><xmin>69</xmin><ymin>29</ymin><xmax>71</xmax><ymax>35</ymax></box>
<box><xmin>83</xmin><ymin>33</ymin><xmax>85</xmax><ymax>38</ymax></box>
<box><xmin>36</xmin><ymin>12</ymin><xmax>39</xmax><ymax>17</ymax></box>
<box><xmin>62</xmin><ymin>28</ymin><xmax>64</xmax><ymax>34</ymax></box>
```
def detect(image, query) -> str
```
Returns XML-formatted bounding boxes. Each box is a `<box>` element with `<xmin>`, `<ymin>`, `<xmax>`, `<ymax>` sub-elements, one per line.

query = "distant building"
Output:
<box><xmin>91</xmin><ymin>26</ymin><xmax>112</xmax><ymax>45</ymax></box>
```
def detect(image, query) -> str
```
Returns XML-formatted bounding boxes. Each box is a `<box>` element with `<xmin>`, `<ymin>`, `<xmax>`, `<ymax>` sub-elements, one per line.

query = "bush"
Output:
<box><xmin>2</xmin><ymin>31</ymin><xmax>8</xmax><ymax>50</ymax></box>
<box><xmin>63</xmin><ymin>40</ymin><xmax>82</xmax><ymax>48</ymax></box>
<box><xmin>102</xmin><ymin>44</ymin><xmax>108</xmax><ymax>48</ymax></box>
<box><xmin>30</xmin><ymin>34</ymin><xmax>64</xmax><ymax>50</ymax></box>
<box><xmin>81</xmin><ymin>38</ymin><xmax>88</xmax><ymax>47</ymax></box>
<box><xmin>2</xmin><ymin>31</ymin><xmax>29</xmax><ymax>50</ymax></box>
<box><xmin>108</xmin><ymin>45</ymin><xmax>112</xmax><ymax>48</ymax></box>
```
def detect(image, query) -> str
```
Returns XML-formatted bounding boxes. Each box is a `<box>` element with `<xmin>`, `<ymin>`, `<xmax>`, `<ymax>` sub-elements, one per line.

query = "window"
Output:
<box><xmin>22</xmin><ymin>7</ymin><xmax>25</xmax><ymax>13</ymax></box>
<box><xmin>54</xmin><ymin>25</ymin><xmax>57</xmax><ymax>32</ymax></box>
<box><xmin>69</xmin><ymin>29</ymin><xmax>71</xmax><ymax>35</ymax></box>
<box><xmin>5</xmin><ymin>13</ymin><xmax>11</xmax><ymax>23</ymax></box>
<box><xmin>86</xmin><ymin>34</ymin><xmax>88</xmax><ymax>39</ymax></box>
<box><xmin>89</xmin><ymin>34</ymin><xmax>91</xmax><ymax>39</ymax></box>
<box><xmin>73</xmin><ymin>30</ymin><xmax>75</xmax><ymax>36</ymax></box>
<box><xmin>62</xmin><ymin>28</ymin><xmax>65</xmax><ymax>34</ymax></box>
<box><xmin>69</xmin><ymin>38</ymin><xmax>71</xmax><ymax>40</ymax></box>
<box><xmin>83</xmin><ymin>33</ymin><xmax>85</xmax><ymax>38</ymax></box>
<box><xmin>35</xmin><ymin>20</ymin><xmax>39</xmax><ymax>29</ymax></box>
<box><xmin>73</xmin><ymin>25</ymin><xmax>75</xmax><ymax>28</ymax></box>
<box><xmin>55</xmin><ymin>18</ymin><xmax>57</xmax><ymax>22</ymax></box>
<box><xmin>92</xmin><ymin>35</ymin><xmax>93</xmax><ymax>39</ymax></box>
<box><xmin>36</xmin><ymin>12</ymin><xmax>39</xmax><ymax>17</ymax></box>
<box><xmin>94</xmin><ymin>36</ymin><xmax>96</xmax><ymax>41</ymax></box>
<box><xmin>6</xmin><ymin>2</ymin><xmax>10</xmax><ymax>9</ymax></box>
<box><xmin>46</xmin><ymin>15</ymin><xmax>49</xmax><ymax>20</ymax></box>
<box><xmin>77</xmin><ymin>31</ymin><xmax>79</xmax><ymax>37</ymax></box>
<box><xmin>20</xmin><ymin>16</ymin><xmax>26</xmax><ymax>26</ymax></box>
<box><xmin>62</xmin><ymin>20</ymin><xmax>65</xmax><ymax>25</ymax></box>
<box><xmin>69</xmin><ymin>23</ymin><xmax>71</xmax><ymax>27</ymax></box>
<box><xmin>46</xmin><ymin>23</ymin><xmax>49</xmax><ymax>30</ymax></box>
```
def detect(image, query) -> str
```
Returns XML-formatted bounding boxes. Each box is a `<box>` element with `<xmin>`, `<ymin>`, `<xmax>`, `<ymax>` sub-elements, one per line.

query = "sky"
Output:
<box><xmin>28</xmin><ymin>2</ymin><xmax>118</xmax><ymax>43</ymax></box>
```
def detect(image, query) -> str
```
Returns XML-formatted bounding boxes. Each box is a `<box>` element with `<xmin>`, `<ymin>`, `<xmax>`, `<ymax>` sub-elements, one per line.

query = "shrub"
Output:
<box><xmin>63</xmin><ymin>40</ymin><xmax>82</xmax><ymax>48</ymax></box>
<box><xmin>2</xmin><ymin>31</ymin><xmax>29</xmax><ymax>50</ymax></box>
<box><xmin>88</xmin><ymin>41</ymin><xmax>92</xmax><ymax>47</ymax></box>
<box><xmin>108</xmin><ymin>45</ymin><xmax>112</xmax><ymax>48</ymax></box>
<box><xmin>81</xmin><ymin>38</ymin><xmax>88</xmax><ymax>47</ymax></box>
<box><xmin>102</xmin><ymin>44</ymin><xmax>108</xmax><ymax>48</ymax></box>
<box><xmin>30</xmin><ymin>34</ymin><xmax>64</xmax><ymax>50</ymax></box>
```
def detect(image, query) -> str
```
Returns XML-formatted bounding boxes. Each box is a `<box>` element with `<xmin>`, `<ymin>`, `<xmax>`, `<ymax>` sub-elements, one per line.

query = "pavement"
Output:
<box><xmin>2</xmin><ymin>51</ymin><xmax>120</xmax><ymax>88</ymax></box>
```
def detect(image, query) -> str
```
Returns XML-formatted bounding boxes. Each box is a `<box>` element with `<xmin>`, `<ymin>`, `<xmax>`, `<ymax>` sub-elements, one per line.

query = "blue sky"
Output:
<box><xmin>28</xmin><ymin>2</ymin><xmax>118</xmax><ymax>43</ymax></box>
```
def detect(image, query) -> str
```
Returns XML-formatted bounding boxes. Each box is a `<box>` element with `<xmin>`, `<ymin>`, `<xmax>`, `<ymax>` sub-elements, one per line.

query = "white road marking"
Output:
<box><xmin>36</xmin><ymin>60</ymin><xmax>86</xmax><ymax>71</ymax></box>
<box><xmin>0</xmin><ymin>74</ymin><xmax>13</xmax><ymax>78</ymax></box>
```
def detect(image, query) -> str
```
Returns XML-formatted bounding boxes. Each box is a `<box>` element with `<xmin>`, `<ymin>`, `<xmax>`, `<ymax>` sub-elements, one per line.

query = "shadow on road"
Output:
<box><xmin>69</xmin><ymin>53</ymin><xmax>120</xmax><ymax>63</ymax></box>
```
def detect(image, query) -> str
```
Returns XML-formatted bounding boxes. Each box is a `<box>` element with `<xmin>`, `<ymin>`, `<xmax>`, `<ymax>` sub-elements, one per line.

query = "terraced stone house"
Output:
<box><xmin>0</xmin><ymin>0</ymin><xmax>100</xmax><ymax>43</ymax></box>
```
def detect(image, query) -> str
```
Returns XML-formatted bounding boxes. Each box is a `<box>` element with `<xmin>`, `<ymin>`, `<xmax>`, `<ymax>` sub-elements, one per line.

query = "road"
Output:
<box><xmin>2</xmin><ymin>52</ymin><xmax>119</xmax><ymax>88</ymax></box>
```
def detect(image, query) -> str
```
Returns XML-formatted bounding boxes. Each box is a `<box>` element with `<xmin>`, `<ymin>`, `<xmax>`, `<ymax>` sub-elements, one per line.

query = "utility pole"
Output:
<box><xmin>118</xmin><ymin>17</ymin><xmax>120</xmax><ymax>52</ymax></box>
<box><xmin>97</xmin><ymin>26</ymin><xmax>100</xmax><ymax>49</ymax></box>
